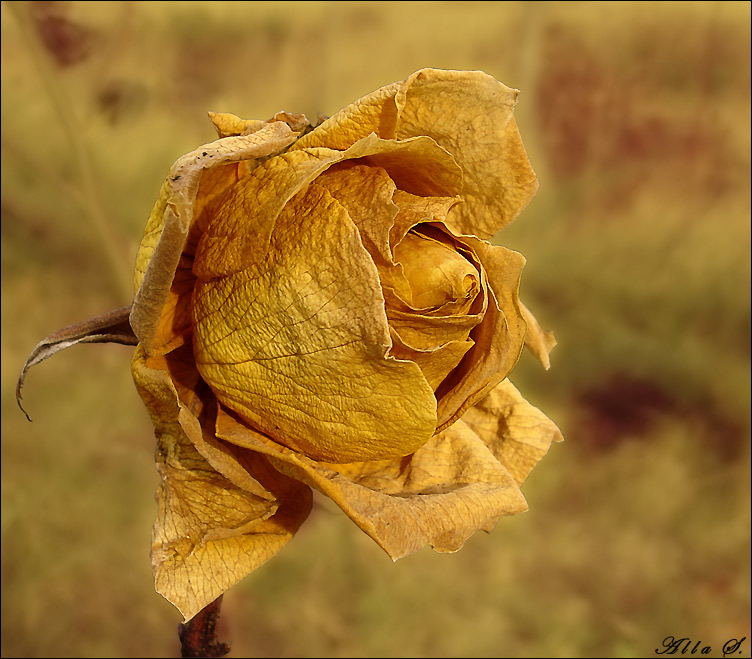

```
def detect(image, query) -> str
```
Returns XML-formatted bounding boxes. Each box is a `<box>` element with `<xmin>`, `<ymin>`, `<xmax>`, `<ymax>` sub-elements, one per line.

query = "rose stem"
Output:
<box><xmin>178</xmin><ymin>595</ymin><xmax>232</xmax><ymax>658</ymax></box>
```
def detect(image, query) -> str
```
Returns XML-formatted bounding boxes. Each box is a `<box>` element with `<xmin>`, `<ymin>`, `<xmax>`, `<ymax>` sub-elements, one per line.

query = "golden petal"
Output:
<box><xmin>393</xmin><ymin>69</ymin><xmax>539</xmax><ymax>238</ymax></box>
<box><xmin>131</xmin><ymin>121</ymin><xmax>299</xmax><ymax>352</ymax></box>
<box><xmin>192</xmin><ymin>182</ymin><xmax>437</xmax><ymax>463</ymax></box>
<box><xmin>435</xmin><ymin>241</ymin><xmax>526</xmax><ymax>430</ymax></box>
<box><xmin>390</xmin><ymin>190</ymin><xmax>459</xmax><ymax>252</ymax></box>
<box><xmin>292</xmin><ymin>82</ymin><xmax>402</xmax><ymax>150</ymax></box>
<box><xmin>520</xmin><ymin>301</ymin><xmax>557</xmax><ymax>370</ymax></box>
<box><xmin>132</xmin><ymin>346</ymin><xmax>311</xmax><ymax>622</ymax></box>
<box><xmin>208</xmin><ymin>111</ymin><xmax>267</xmax><ymax>138</ymax></box>
<box><xmin>387</xmin><ymin>308</ymin><xmax>483</xmax><ymax>351</ymax></box>
<box><xmin>215</xmin><ymin>406</ymin><xmax>528</xmax><ymax>560</ymax></box>
<box><xmin>314</xmin><ymin>163</ymin><xmax>398</xmax><ymax>264</ymax></box>
<box><xmin>389</xmin><ymin>327</ymin><xmax>475</xmax><ymax>390</ymax></box>
<box><xmin>461</xmin><ymin>379</ymin><xmax>564</xmax><ymax>486</ymax></box>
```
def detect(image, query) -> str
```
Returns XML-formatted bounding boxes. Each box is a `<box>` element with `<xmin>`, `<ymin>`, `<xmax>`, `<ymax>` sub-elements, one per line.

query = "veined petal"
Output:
<box><xmin>215</xmin><ymin>406</ymin><xmax>528</xmax><ymax>560</ymax></box>
<box><xmin>192</xmin><ymin>147</ymin><xmax>343</xmax><ymax>280</ymax></box>
<box><xmin>389</xmin><ymin>328</ymin><xmax>475</xmax><ymax>390</ymax></box>
<box><xmin>390</xmin><ymin>190</ymin><xmax>460</xmax><ymax>253</ymax></box>
<box><xmin>131</xmin><ymin>121</ymin><xmax>299</xmax><ymax>353</ymax></box>
<box><xmin>192</xmin><ymin>182</ymin><xmax>437</xmax><ymax>463</ymax></box>
<box><xmin>461</xmin><ymin>379</ymin><xmax>563</xmax><ymax>486</ymax></box>
<box><xmin>131</xmin><ymin>346</ymin><xmax>311</xmax><ymax>622</ymax></box>
<box><xmin>314</xmin><ymin>164</ymin><xmax>398</xmax><ymax>265</ymax></box>
<box><xmin>148</xmin><ymin>162</ymin><xmax>251</xmax><ymax>356</ymax></box>
<box><xmin>394</xmin><ymin>69</ymin><xmax>539</xmax><ymax>238</ymax></box>
<box><xmin>208</xmin><ymin>111</ymin><xmax>267</xmax><ymax>138</ymax></box>
<box><xmin>208</xmin><ymin>110</ymin><xmax>311</xmax><ymax>138</ymax></box>
<box><xmin>293</xmin><ymin>82</ymin><xmax>402</xmax><ymax>150</ymax></box>
<box><xmin>520</xmin><ymin>301</ymin><xmax>557</xmax><ymax>369</ymax></box>
<box><xmin>387</xmin><ymin>308</ymin><xmax>483</xmax><ymax>351</ymax></box>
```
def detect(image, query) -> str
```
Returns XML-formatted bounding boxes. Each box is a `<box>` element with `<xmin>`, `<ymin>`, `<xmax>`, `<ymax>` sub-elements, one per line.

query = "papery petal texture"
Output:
<box><xmin>132</xmin><ymin>346</ymin><xmax>311</xmax><ymax>621</ymax></box>
<box><xmin>192</xmin><ymin>180</ymin><xmax>437</xmax><ymax>463</ymax></box>
<box><xmin>211</xmin><ymin>377</ymin><xmax>560</xmax><ymax>560</ymax></box>
<box><xmin>214</xmin><ymin>404</ymin><xmax>526</xmax><ymax>559</ymax></box>
<box><xmin>295</xmin><ymin>69</ymin><xmax>538</xmax><ymax>238</ymax></box>
<box><xmin>125</xmin><ymin>68</ymin><xmax>560</xmax><ymax>619</ymax></box>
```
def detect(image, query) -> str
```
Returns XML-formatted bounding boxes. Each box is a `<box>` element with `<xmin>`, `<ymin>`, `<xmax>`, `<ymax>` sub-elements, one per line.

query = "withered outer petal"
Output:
<box><xmin>295</xmin><ymin>67</ymin><xmax>538</xmax><ymax>238</ymax></box>
<box><xmin>131</xmin><ymin>121</ymin><xmax>300</xmax><ymax>352</ymax></box>
<box><xmin>394</xmin><ymin>69</ymin><xmax>539</xmax><ymax>238</ymax></box>
<box><xmin>214</xmin><ymin>401</ymin><xmax>528</xmax><ymax>560</ymax></box>
<box><xmin>132</xmin><ymin>345</ymin><xmax>312</xmax><ymax>623</ymax></box>
<box><xmin>520</xmin><ymin>301</ymin><xmax>558</xmax><ymax>370</ymax></box>
<box><xmin>461</xmin><ymin>379</ymin><xmax>564</xmax><ymax>486</ymax></box>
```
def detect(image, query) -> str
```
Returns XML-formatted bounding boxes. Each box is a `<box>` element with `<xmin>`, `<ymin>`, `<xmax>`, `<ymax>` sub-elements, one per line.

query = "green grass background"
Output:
<box><xmin>1</xmin><ymin>1</ymin><xmax>749</xmax><ymax>657</ymax></box>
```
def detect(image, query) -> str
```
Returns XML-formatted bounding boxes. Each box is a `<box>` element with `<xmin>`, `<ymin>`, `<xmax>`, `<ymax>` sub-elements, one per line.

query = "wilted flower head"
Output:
<box><xmin>70</xmin><ymin>68</ymin><xmax>561</xmax><ymax>620</ymax></box>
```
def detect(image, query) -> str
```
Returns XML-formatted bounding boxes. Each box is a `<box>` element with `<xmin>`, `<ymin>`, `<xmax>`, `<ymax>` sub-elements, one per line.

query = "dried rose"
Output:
<box><xmin>120</xmin><ymin>68</ymin><xmax>562</xmax><ymax>620</ymax></box>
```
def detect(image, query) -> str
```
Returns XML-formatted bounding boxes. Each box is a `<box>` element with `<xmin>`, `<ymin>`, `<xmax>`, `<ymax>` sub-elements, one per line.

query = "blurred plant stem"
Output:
<box><xmin>178</xmin><ymin>596</ymin><xmax>231</xmax><ymax>658</ymax></box>
<box><xmin>514</xmin><ymin>0</ymin><xmax>548</xmax><ymax>184</ymax></box>
<box><xmin>6</xmin><ymin>1</ymin><xmax>133</xmax><ymax>304</ymax></box>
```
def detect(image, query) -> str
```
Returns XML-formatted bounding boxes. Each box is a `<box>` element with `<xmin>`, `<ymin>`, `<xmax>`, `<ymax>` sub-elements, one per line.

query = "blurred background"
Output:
<box><xmin>1</xmin><ymin>1</ymin><xmax>749</xmax><ymax>657</ymax></box>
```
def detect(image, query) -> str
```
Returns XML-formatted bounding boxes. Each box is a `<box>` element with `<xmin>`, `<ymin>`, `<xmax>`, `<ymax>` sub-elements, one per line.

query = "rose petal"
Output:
<box><xmin>394</xmin><ymin>69</ymin><xmax>539</xmax><ymax>238</ymax></box>
<box><xmin>192</xmin><ymin>147</ymin><xmax>342</xmax><ymax>280</ymax></box>
<box><xmin>295</xmin><ymin>68</ymin><xmax>537</xmax><ymax>239</ymax></box>
<box><xmin>314</xmin><ymin>163</ymin><xmax>398</xmax><ymax>264</ymax></box>
<box><xmin>435</xmin><ymin>241</ymin><xmax>526</xmax><ymax>430</ymax></box>
<box><xmin>461</xmin><ymin>379</ymin><xmax>563</xmax><ymax>486</ymax></box>
<box><xmin>208</xmin><ymin>111</ymin><xmax>267</xmax><ymax>138</ymax></box>
<box><xmin>192</xmin><ymin>181</ymin><xmax>437</xmax><ymax>463</ymax></box>
<box><xmin>293</xmin><ymin>81</ymin><xmax>402</xmax><ymax>150</ymax></box>
<box><xmin>389</xmin><ymin>328</ymin><xmax>475</xmax><ymax>390</ymax></box>
<box><xmin>520</xmin><ymin>301</ymin><xmax>557</xmax><ymax>370</ymax></box>
<box><xmin>132</xmin><ymin>346</ymin><xmax>311</xmax><ymax>622</ymax></box>
<box><xmin>148</xmin><ymin>163</ymin><xmax>251</xmax><ymax>356</ymax></box>
<box><xmin>208</xmin><ymin>111</ymin><xmax>312</xmax><ymax>138</ymax></box>
<box><xmin>390</xmin><ymin>190</ymin><xmax>459</xmax><ymax>253</ymax></box>
<box><xmin>131</xmin><ymin>121</ymin><xmax>299</xmax><ymax>352</ymax></box>
<box><xmin>387</xmin><ymin>308</ymin><xmax>483</xmax><ymax>350</ymax></box>
<box><xmin>214</xmin><ymin>406</ymin><xmax>528</xmax><ymax>560</ymax></box>
<box><xmin>355</xmin><ymin>135</ymin><xmax>462</xmax><ymax>198</ymax></box>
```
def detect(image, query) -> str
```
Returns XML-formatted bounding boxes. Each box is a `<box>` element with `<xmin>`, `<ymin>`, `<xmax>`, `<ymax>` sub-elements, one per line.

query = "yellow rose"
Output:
<box><xmin>129</xmin><ymin>69</ymin><xmax>562</xmax><ymax>620</ymax></box>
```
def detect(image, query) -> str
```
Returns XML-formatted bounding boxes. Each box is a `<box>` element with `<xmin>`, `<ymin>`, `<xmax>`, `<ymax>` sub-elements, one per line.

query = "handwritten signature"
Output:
<box><xmin>656</xmin><ymin>636</ymin><xmax>747</xmax><ymax>657</ymax></box>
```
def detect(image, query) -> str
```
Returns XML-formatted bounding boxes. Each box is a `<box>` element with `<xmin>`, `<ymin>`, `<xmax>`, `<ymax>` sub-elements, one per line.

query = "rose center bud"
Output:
<box><xmin>394</xmin><ymin>229</ymin><xmax>479</xmax><ymax>309</ymax></box>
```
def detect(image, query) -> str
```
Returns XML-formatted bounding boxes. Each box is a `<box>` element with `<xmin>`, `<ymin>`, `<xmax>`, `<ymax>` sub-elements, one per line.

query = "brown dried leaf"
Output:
<box><xmin>16</xmin><ymin>305</ymin><xmax>137</xmax><ymax>421</ymax></box>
